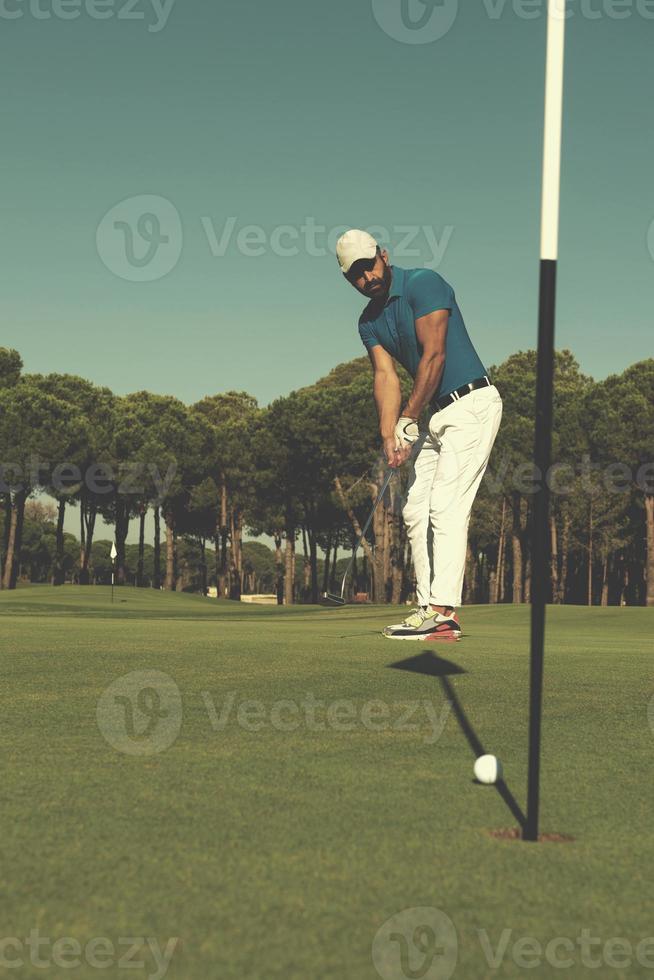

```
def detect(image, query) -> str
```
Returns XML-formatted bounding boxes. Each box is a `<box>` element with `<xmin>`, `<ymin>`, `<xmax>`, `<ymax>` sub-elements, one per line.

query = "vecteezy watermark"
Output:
<box><xmin>370</xmin><ymin>0</ymin><xmax>654</xmax><ymax>46</ymax></box>
<box><xmin>482</xmin><ymin>453</ymin><xmax>654</xmax><ymax>497</ymax></box>
<box><xmin>0</xmin><ymin>455</ymin><xmax>177</xmax><ymax>500</ymax></box>
<box><xmin>372</xmin><ymin>909</ymin><xmax>654</xmax><ymax>977</ymax></box>
<box><xmin>372</xmin><ymin>0</ymin><xmax>460</xmax><ymax>45</ymax></box>
<box><xmin>648</xmin><ymin>693</ymin><xmax>654</xmax><ymax>737</ymax></box>
<box><xmin>0</xmin><ymin>0</ymin><xmax>176</xmax><ymax>31</ymax></box>
<box><xmin>201</xmin><ymin>218</ymin><xmax>453</xmax><ymax>267</ymax></box>
<box><xmin>97</xmin><ymin>679</ymin><xmax>454</xmax><ymax>756</ymax></box>
<box><xmin>484</xmin><ymin>0</ymin><xmax>654</xmax><ymax>20</ymax></box>
<box><xmin>96</xmin><ymin>198</ymin><xmax>454</xmax><ymax>282</ymax></box>
<box><xmin>202</xmin><ymin>691</ymin><xmax>453</xmax><ymax>745</ymax></box>
<box><xmin>0</xmin><ymin>930</ymin><xmax>179</xmax><ymax>978</ymax></box>
<box><xmin>96</xmin><ymin>671</ymin><xmax>183</xmax><ymax>756</ymax></box>
<box><xmin>372</xmin><ymin>907</ymin><xmax>459</xmax><ymax>980</ymax></box>
<box><xmin>477</xmin><ymin>928</ymin><xmax>654</xmax><ymax>971</ymax></box>
<box><xmin>647</xmin><ymin>216</ymin><xmax>654</xmax><ymax>263</ymax></box>
<box><xmin>390</xmin><ymin>451</ymin><xmax>654</xmax><ymax>519</ymax></box>
<box><xmin>96</xmin><ymin>196</ymin><xmax>183</xmax><ymax>282</ymax></box>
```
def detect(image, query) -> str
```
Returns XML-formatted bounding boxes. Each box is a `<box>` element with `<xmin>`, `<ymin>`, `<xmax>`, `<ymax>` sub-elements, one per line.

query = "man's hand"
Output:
<box><xmin>384</xmin><ymin>436</ymin><xmax>412</xmax><ymax>469</ymax></box>
<box><xmin>394</xmin><ymin>416</ymin><xmax>420</xmax><ymax>446</ymax></box>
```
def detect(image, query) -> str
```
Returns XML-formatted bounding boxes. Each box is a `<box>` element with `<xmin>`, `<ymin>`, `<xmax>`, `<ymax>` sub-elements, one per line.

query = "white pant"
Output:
<box><xmin>402</xmin><ymin>384</ymin><xmax>503</xmax><ymax>609</ymax></box>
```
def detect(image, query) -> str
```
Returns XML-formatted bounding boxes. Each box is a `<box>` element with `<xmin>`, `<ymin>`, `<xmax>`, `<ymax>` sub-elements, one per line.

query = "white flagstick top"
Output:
<box><xmin>540</xmin><ymin>0</ymin><xmax>567</xmax><ymax>261</ymax></box>
<box><xmin>110</xmin><ymin>542</ymin><xmax>117</xmax><ymax>560</ymax></box>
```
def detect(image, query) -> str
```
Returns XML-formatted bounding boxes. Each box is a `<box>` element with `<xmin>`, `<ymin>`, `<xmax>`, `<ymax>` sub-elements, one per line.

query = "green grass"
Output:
<box><xmin>1</xmin><ymin>586</ymin><xmax>652</xmax><ymax>979</ymax></box>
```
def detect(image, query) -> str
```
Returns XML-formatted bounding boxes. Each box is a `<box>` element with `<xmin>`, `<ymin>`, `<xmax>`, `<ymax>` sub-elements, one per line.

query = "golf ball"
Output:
<box><xmin>474</xmin><ymin>754</ymin><xmax>503</xmax><ymax>785</ymax></box>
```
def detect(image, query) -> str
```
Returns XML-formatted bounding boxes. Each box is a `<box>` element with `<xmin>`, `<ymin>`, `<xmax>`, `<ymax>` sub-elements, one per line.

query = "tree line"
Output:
<box><xmin>0</xmin><ymin>346</ymin><xmax>652</xmax><ymax>605</ymax></box>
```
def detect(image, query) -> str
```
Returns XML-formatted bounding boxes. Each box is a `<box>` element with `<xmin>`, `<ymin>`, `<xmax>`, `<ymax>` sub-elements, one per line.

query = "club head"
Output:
<box><xmin>322</xmin><ymin>592</ymin><xmax>346</xmax><ymax>606</ymax></box>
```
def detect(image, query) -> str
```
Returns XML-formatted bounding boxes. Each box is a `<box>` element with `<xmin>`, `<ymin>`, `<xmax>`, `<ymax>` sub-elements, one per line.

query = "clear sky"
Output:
<box><xmin>2</xmin><ymin>0</ymin><xmax>653</xmax><ymax>543</ymax></box>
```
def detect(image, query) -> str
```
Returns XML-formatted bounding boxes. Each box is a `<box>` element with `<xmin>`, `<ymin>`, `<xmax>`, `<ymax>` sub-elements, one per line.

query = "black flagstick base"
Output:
<box><xmin>524</xmin><ymin>258</ymin><xmax>557</xmax><ymax>842</ymax></box>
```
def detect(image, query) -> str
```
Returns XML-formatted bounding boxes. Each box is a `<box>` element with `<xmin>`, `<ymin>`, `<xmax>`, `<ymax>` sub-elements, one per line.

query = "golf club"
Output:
<box><xmin>323</xmin><ymin>440</ymin><xmax>423</xmax><ymax>605</ymax></box>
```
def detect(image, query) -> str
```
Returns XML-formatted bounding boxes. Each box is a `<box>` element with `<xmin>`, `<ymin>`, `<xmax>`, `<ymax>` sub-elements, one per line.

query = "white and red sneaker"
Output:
<box><xmin>383</xmin><ymin>607</ymin><xmax>462</xmax><ymax>641</ymax></box>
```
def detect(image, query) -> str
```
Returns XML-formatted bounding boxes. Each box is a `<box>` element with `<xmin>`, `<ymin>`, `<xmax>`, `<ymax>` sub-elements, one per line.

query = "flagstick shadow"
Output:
<box><xmin>388</xmin><ymin>651</ymin><xmax>526</xmax><ymax>831</ymax></box>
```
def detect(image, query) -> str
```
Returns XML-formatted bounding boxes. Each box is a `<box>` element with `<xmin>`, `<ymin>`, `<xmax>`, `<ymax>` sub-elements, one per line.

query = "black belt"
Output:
<box><xmin>430</xmin><ymin>376</ymin><xmax>492</xmax><ymax>413</ymax></box>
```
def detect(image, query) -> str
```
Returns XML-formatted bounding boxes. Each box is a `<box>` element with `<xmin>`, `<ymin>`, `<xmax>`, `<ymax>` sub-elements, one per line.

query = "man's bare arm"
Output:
<box><xmin>368</xmin><ymin>344</ymin><xmax>401</xmax><ymax>436</ymax></box>
<box><xmin>367</xmin><ymin>345</ymin><xmax>404</xmax><ymax>466</ymax></box>
<box><xmin>401</xmin><ymin>309</ymin><xmax>449</xmax><ymax>419</ymax></box>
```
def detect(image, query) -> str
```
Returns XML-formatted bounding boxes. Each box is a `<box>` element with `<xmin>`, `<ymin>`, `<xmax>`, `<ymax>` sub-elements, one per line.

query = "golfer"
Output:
<box><xmin>336</xmin><ymin>230</ymin><xmax>502</xmax><ymax>640</ymax></box>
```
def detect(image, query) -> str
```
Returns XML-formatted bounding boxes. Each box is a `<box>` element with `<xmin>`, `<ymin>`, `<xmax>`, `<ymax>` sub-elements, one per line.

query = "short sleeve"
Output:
<box><xmin>358</xmin><ymin>319</ymin><xmax>380</xmax><ymax>352</ymax></box>
<box><xmin>407</xmin><ymin>270</ymin><xmax>454</xmax><ymax>319</ymax></box>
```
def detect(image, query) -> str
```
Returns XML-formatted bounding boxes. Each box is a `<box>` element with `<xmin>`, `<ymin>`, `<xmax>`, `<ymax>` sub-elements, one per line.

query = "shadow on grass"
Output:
<box><xmin>386</xmin><ymin>649</ymin><xmax>466</xmax><ymax>677</ymax></box>
<box><xmin>388</xmin><ymin>650</ymin><xmax>526</xmax><ymax>831</ymax></box>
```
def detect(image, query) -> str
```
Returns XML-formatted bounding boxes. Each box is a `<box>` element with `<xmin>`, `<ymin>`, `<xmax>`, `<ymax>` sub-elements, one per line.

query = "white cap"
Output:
<box><xmin>336</xmin><ymin>229</ymin><xmax>378</xmax><ymax>275</ymax></box>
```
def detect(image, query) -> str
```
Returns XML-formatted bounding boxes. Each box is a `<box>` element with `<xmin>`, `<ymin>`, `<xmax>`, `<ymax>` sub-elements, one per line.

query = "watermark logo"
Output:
<box><xmin>96</xmin><ymin>682</ymin><xmax>451</xmax><ymax>755</ymax></box>
<box><xmin>0</xmin><ymin>930</ymin><xmax>179</xmax><ymax>979</ymax></box>
<box><xmin>371</xmin><ymin>0</ymin><xmax>654</xmax><ymax>40</ymax></box>
<box><xmin>203</xmin><ymin>691</ymin><xmax>452</xmax><ymax>745</ymax></box>
<box><xmin>201</xmin><ymin>217</ymin><xmax>453</xmax><ymax>266</ymax></box>
<box><xmin>372</xmin><ymin>0</ymin><xmax>459</xmax><ymax>44</ymax></box>
<box><xmin>647</xmin><ymin>217</ymin><xmax>654</xmax><ymax>264</ymax></box>
<box><xmin>97</xmin><ymin>670</ymin><xmax>182</xmax><ymax>756</ymax></box>
<box><xmin>373</xmin><ymin>912</ymin><xmax>654</xmax><ymax>974</ymax></box>
<box><xmin>96</xmin><ymin>195</ymin><xmax>182</xmax><ymax>282</ymax></box>
<box><xmin>477</xmin><ymin>928</ymin><xmax>654</xmax><ymax>970</ymax></box>
<box><xmin>372</xmin><ymin>907</ymin><xmax>458</xmax><ymax>980</ymax></box>
<box><xmin>482</xmin><ymin>0</ymin><xmax>654</xmax><ymax>21</ymax></box>
<box><xmin>96</xmin><ymin>209</ymin><xmax>453</xmax><ymax>274</ymax></box>
<box><xmin>0</xmin><ymin>455</ymin><xmax>177</xmax><ymax>500</ymax></box>
<box><xmin>0</xmin><ymin>0</ymin><xmax>176</xmax><ymax>32</ymax></box>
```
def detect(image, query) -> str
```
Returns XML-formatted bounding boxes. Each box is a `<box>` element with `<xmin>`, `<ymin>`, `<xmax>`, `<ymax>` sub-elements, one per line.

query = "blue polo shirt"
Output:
<box><xmin>358</xmin><ymin>266</ymin><xmax>488</xmax><ymax>398</ymax></box>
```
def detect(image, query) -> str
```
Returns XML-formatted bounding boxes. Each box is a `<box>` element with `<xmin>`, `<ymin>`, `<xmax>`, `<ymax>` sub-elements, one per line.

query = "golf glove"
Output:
<box><xmin>394</xmin><ymin>416</ymin><xmax>420</xmax><ymax>446</ymax></box>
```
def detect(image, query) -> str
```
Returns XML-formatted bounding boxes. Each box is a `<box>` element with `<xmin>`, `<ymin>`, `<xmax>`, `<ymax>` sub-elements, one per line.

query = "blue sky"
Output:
<box><xmin>2</xmin><ymin>0</ymin><xmax>652</xmax><ymax>542</ymax></box>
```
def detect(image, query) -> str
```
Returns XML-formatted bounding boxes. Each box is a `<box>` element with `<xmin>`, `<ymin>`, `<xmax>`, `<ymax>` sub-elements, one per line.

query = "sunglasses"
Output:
<box><xmin>346</xmin><ymin>256</ymin><xmax>378</xmax><ymax>282</ymax></box>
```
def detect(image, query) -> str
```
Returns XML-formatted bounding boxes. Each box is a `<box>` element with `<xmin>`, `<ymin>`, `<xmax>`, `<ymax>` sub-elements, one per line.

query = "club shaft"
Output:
<box><xmin>338</xmin><ymin>439</ymin><xmax>425</xmax><ymax>600</ymax></box>
<box><xmin>339</xmin><ymin>467</ymin><xmax>395</xmax><ymax>597</ymax></box>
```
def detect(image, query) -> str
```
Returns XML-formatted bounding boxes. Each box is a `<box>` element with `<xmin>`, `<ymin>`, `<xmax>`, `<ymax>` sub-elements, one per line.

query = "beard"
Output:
<box><xmin>359</xmin><ymin>262</ymin><xmax>392</xmax><ymax>299</ymax></box>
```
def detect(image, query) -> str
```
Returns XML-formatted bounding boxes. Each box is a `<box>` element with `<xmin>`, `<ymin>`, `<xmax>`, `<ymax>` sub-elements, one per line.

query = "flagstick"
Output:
<box><xmin>110</xmin><ymin>541</ymin><xmax>117</xmax><ymax>605</ymax></box>
<box><xmin>525</xmin><ymin>0</ymin><xmax>567</xmax><ymax>843</ymax></box>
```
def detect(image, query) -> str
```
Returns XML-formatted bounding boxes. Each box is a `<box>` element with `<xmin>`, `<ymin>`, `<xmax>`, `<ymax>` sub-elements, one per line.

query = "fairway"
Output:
<box><xmin>1</xmin><ymin>587</ymin><xmax>652</xmax><ymax>979</ymax></box>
